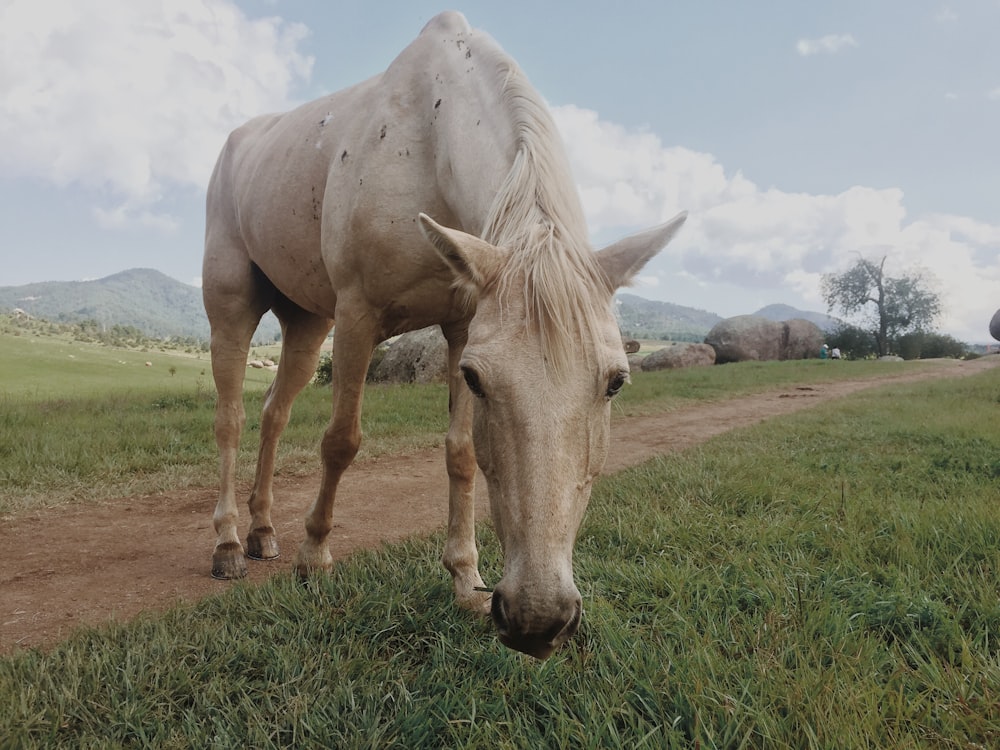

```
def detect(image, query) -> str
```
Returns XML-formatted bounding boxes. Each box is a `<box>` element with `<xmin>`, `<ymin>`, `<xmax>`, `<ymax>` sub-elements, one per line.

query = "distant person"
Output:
<box><xmin>831</xmin><ymin>347</ymin><xmax>842</xmax><ymax>359</ymax></box>
<box><xmin>820</xmin><ymin>343</ymin><xmax>829</xmax><ymax>360</ymax></box>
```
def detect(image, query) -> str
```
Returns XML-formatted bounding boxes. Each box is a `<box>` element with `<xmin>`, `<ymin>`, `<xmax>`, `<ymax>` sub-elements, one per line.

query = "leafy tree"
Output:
<box><xmin>821</xmin><ymin>256</ymin><xmax>941</xmax><ymax>356</ymax></box>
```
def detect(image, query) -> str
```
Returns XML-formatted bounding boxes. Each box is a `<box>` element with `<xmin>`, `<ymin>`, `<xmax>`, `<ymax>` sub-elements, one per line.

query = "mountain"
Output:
<box><xmin>0</xmin><ymin>268</ymin><xmax>835</xmax><ymax>345</ymax></box>
<box><xmin>753</xmin><ymin>304</ymin><xmax>841</xmax><ymax>332</ymax></box>
<box><xmin>615</xmin><ymin>292</ymin><xmax>723</xmax><ymax>341</ymax></box>
<box><xmin>0</xmin><ymin>269</ymin><xmax>280</xmax><ymax>342</ymax></box>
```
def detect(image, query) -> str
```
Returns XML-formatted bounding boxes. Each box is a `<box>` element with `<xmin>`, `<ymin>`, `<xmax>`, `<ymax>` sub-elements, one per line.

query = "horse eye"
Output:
<box><xmin>462</xmin><ymin>366</ymin><xmax>486</xmax><ymax>399</ymax></box>
<box><xmin>606</xmin><ymin>371</ymin><xmax>628</xmax><ymax>399</ymax></box>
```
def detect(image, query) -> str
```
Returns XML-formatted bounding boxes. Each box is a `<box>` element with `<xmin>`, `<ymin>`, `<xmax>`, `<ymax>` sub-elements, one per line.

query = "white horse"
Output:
<box><xmin>203</xmin><ymin>11</ymin><xmax>685</xmax><ymax>658</ymax></box>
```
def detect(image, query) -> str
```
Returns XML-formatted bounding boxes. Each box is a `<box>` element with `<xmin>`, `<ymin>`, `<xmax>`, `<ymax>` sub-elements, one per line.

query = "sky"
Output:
<box><xmin>1</xmin><ymin>0</ymin><xmax>998</xmax><ymax>343</ymax></box>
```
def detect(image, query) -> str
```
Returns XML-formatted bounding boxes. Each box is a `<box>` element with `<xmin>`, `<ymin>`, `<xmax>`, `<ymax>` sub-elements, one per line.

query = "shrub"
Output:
<box><xmin>313</xmin><ymin>343</ymin><xmax>391</xmax><ymax>386</ymax></box>
<box><xmin>825</xmin><ymin>323</ymin><xmax>877</xmax><ymax>360</ymax></box>
<box><xmin>896</xmin><ymin>331</ymin><xmax>969</xmax><ymax>360</ymax></box>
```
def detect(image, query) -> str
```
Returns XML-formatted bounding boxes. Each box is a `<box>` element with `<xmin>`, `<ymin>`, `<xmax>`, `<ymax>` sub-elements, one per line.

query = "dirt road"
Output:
<box><xmin>3</xmin><ymin>357</ymin><xmax>996</xmax><ymax>654</ymax></box>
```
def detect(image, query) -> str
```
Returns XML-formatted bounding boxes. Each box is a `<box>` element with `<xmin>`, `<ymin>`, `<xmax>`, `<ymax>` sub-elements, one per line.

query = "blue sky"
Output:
<box><xmin>1</xmin><ymin>0</ymin><xmax>998</xmax><ymax>342</ymax></box>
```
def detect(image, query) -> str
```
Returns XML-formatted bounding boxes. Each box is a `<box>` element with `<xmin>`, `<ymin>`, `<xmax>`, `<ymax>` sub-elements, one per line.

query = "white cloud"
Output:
<box><xmin>632</xmin><ymin>275</ymin><xmax>660</xmax><ymax>290</ymax></box>
<box><xmin>934</xmin><ymin>6</ymin><xmax>958</xmax><ymax>23</ymax></box>
<box><xmin>552</xmin><ymin>104</ymin><xmax>1000</xmax><ymax>342</ymax></box>
<box><xmin>795</xmin><ymin>34</ymin><xmax>858</xmax><ymax>57</ymax></box>
<box><xmin>0</xmin><ymin>0</ymin><xmax>312</xmax><ymax>226</ymax></box>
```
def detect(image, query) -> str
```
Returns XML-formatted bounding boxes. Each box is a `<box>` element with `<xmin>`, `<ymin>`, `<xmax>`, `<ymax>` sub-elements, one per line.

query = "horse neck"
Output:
<box><xmin>430</xmin><ymin>86</ymin><xmax>519</xmax><ymax>238</ymax></box>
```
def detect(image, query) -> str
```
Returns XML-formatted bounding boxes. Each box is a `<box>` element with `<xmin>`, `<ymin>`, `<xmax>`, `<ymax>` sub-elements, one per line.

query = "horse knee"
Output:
<box><xmin>445</xmin><ymin>432</ymin><xmax>476</xmax><ymax>483</ymax></box>
<box><xmin>321</xmin><ymin>424</ymin><xmax>362</xmax><ymax>471</ymax></box>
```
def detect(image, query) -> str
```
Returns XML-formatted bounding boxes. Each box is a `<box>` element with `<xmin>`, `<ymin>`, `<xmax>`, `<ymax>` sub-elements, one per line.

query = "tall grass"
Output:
<box><xmin>2</xmin><ymin>369</ymin><xmax>998</xmax><ymax>747</ymax></box>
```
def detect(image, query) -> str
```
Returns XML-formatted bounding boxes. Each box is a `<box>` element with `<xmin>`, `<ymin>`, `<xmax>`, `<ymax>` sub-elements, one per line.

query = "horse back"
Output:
<box><xmin>205</xmin><ymin>11</ymin><xmax>513</xmax><ymax>333</ymax></box>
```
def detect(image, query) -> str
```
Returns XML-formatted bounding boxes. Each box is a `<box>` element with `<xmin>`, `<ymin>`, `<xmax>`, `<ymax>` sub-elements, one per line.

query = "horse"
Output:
<box><xmin>202</xmin><ymin>10</ymin><xmax>686</xmax><ymax>659</ymax></box>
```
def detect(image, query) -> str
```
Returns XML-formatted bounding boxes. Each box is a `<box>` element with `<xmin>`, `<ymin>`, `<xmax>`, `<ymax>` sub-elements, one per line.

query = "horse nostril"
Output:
<box><xmin>491</xmin><ymin>590</ymin><xmax>511</xmax><ymax>637</ymax></box>
<box><xmin>541</xmin><ymin>597</ymin><xmax>581</xmax><ymax>645</ymax></box>
<box><xmin>564</xmin><ymin>599</ymin><xmax>582</xmax><ymax>638</ymax></box>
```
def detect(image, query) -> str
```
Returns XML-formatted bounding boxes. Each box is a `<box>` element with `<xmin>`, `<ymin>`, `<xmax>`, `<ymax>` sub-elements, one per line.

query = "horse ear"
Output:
<box><xmin>596</xmin><ymin>211</ymin><xmax>687</xmax><ymax>290</ymax></box>
<box><xmin>418</xmin><ymin>213</ymin><xmax>507</xmax><ymax>289</ymax></box>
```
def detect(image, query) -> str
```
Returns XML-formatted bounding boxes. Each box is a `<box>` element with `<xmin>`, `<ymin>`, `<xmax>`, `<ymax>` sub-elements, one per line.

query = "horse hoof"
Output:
<box><xmin>294</xmin><ymin>544</ymin><xmax>333</xmax><ymax>579</ymax></box>
<box><xmin>211</xmin><ymin>542</ymin><xmax>248</xmax><ymax>579</ymax></box>
<box><xmin>246</xmin><ymin>530</ymin><xmax>280</xmax><ymax>561</ymax></box>
<box><xmin>456</xmin><ymin>589</ymin><xmax>492</xmax><ymax>616</ymax></box>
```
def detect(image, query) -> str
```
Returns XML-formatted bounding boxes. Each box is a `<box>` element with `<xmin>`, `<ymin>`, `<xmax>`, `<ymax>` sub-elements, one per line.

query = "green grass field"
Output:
<box><xmin>0</xmin><ymin>328</ymin><xmax>942</xmax><ymax>516</ymax></box>
<box><xmin>1</xmin><ymin>330</ymin><xmax>998</xmax><ymax>747</ymax></box>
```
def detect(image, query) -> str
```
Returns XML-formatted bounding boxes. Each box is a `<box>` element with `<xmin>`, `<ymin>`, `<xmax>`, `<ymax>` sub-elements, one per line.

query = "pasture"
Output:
<box><xmin>1</xmin><ymin>328</ymin><xmax>998</xmax><ymax>747</ymax></box>
<box><xmin>0</xmin><ymin>326</ymin><xmax>945</xmax><ymax>516</ymax></box>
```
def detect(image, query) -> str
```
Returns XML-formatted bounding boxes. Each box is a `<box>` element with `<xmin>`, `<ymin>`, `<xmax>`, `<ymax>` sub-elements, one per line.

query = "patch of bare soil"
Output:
<box><xmin>2</xmin><ymin>357</ymin><xmax>997</xmax><ymax>654</ymax></box>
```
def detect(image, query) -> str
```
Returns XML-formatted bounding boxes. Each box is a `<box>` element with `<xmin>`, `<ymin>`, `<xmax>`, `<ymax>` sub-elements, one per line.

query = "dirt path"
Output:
<box><xmin>3</xmin><ymin>358</ymin><xmax>997</xmax><ymax>654</ymax></box>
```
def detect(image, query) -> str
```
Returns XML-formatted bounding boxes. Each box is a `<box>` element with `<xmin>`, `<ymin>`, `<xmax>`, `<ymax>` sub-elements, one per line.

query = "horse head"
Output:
<box><xmin>420</xmin><ymin>211</ymin><xmax>686</xmax><ymax>658</ymax></box>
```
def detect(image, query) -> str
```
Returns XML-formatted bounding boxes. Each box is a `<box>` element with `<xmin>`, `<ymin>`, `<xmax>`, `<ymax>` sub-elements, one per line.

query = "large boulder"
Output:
<box><xmin>705</xmin><ymin>315</ymin><xmax>824</xmax><ymax>364</ymax></box>
<box><xmin>372</xmin><ymin>326</ymin><xmax>448</xmax><ymax>383</ymax></box>
<box><xmin>783</xmin><ymin>318</ymin><xmax>825</xmax><ymax>360</ymax></box>
<box><xmin>641</xmin><ymin>342</ymin><xmax>716</xmax><ymax>371</ymax></box>
<box><xmin>990</xmin><ymin>308</ymin><xmax>1000</xmax><ymax>342</ymax></box>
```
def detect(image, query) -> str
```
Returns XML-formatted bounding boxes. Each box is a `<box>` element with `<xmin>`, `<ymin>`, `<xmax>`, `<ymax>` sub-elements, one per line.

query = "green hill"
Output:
<box><xmin>0</xmin><ymin>269</ymin><xmax>279</xmax><ymax>342</ymax></box>
<box><xmin>1</xmin><ymin>268</ymin><xmax>839</xmax><ymax>346</ymax></box>
<box><xmin>615</xmin><ymin>293</ymin><xmax>723</xmax><ymax>341</ymax></box>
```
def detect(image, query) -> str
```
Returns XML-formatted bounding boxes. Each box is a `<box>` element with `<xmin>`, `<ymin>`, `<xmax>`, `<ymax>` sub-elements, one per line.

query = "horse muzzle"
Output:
<box><xmin>490</xmin><ymin>586</ymin><xmax>582</xmax><ymax>659</ymax></box>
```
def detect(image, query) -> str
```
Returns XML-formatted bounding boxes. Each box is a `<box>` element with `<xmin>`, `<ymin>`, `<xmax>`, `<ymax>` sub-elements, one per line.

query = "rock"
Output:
<box><xmin>990</xmin><ymin>309</ymin><xmax>1000</xmax><ymax>342</ymax></box>
<box><xmin>783</xmin><ymin>319</ymin><xmax>825</xmax><ymax>360</ymax></box>
<box><xmin>641</xmin><ymin>342</ymin><xmax>715</xmax><ymax>371</ymax></box>
<box><xmin>705</xmin><ymin>316</ymin><xmax>782</xmax><ymax>364</ymax></box>
<box><xmin>372</xmin><ymin>326</ymin><xmax>449</xmax><ymax>383</ymax></box>
<box><xmin>627</xmin><ymin>353</ymin><xmax>646</xmax><ymax>370</ymax></box>
<box><xmin>705</xmin><ymin>315</ymin><xmax>823</xmax><ymax>364</ymax></box>
<box><xmin>878</xmin><ymin>355</ymin><xmax>904</xmax><ymax>362</ymax></box>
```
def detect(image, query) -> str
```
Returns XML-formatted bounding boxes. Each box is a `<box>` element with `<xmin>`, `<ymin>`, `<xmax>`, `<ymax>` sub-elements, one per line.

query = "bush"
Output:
<box><xmin>314</xmin><ymin>352</ymin><xmax>333</xmax><ymax>386</ymax></box>
<box><xmin>825</xmin><ymin>323</ymin><xmax>877</xmax><ymax>360</ymax></box>
<box><xmin>896</xmin><ymin>331</ymin><xmax>969</xmax><ymax>360</ymax></box>
<box><xmin>313</xmin><ymin>343</ymin><xmax>391</xmax><ymax>386</ymax></box>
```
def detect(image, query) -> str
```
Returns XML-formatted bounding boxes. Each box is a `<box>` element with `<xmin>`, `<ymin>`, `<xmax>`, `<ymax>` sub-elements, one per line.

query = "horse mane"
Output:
<box><xmin>479</xmin><ymin>57</ymin><xmax>614</xmax><ymax>374</ymax></box>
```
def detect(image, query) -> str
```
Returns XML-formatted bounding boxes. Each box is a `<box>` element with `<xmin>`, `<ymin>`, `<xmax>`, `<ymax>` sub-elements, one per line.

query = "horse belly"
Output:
<box><xmin>249</xmin><ymin>226</ymin><xmax>338</xmax><ymax>319</ymax></box>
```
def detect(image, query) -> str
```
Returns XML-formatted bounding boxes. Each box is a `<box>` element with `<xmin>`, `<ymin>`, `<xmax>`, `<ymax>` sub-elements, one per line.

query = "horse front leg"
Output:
<box><xmin>294</xmin><ymin>316</ymin><xmax>375</xmax><ymax>577</ymax></box>
<box><xmin>442</xmin><ymin>325</ymin><xmax>490</xmax><ymax>614</ymax></box>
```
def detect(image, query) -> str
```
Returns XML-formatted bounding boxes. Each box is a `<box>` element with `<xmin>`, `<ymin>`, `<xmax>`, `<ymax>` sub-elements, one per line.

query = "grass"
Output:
<box><xmin>0</xmin><ymin>325</ymin><xmax>945</xmax><ymax>516</ymax></box>
<box><xmin>0</xmin><ymin>331</ymin><xmax>449</xmax><ymax>515</ymax></box>
<box><xmin>614</xmin><ymin>356</ymin><xmax>938</xmax><ymax>416</ymax></box>
<box><xmin>1</xmin><ymin>366</ymin><xmax>998</xmax><ymax>747</ymax></box>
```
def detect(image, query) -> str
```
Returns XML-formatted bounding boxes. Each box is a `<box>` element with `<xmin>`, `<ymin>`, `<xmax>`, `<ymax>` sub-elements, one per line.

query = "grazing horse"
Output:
<box><xmin>203</xmin><ymin>10</ymin><xmax>685</xmax><ymax>659</ymax></box>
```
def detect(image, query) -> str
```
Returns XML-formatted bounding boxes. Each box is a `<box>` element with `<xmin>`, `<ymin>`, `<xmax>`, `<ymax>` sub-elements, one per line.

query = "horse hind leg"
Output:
<box><xmin>245</xmin><ymin>308</ymin><xmax>333</xmax><ymax>561</ymax></box>
<box><xmin>208</xmin><ymin>313</ymin><xmax>262</xmax><ymax>580</ymax></box>
<box><xmin>295</xmin><ymin>308</ymin><xmax>377</xmax><ymax>577</ymax></box>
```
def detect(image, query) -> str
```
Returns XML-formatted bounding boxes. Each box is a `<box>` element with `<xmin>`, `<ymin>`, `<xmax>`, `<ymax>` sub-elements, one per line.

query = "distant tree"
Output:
<box><xmin>825</xmin><ymin>323</ymin><xmax>878</xmax><ymax>360</ymax></box>
<box><xmin>821</xmin><ymin>256</ymin><xmax>941</xmax><ymax>356</ymax></box>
